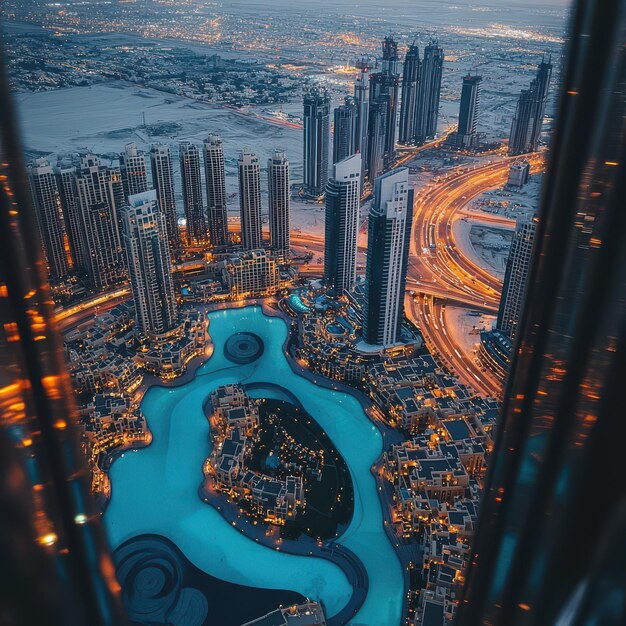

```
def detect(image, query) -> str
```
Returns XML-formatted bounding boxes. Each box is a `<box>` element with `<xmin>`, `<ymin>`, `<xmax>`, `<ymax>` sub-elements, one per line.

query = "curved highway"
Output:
<box><xmin>407</xmin><ymin>153</ymin><xmax>544</xmax><ymax>397</ymax></box>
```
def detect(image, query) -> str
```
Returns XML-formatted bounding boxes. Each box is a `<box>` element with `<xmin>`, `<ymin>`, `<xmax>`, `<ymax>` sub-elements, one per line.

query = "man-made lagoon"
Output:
<box><xmin>104</xmin><ymin>306</ymin><xmax>403</xmax><ymax>625</ymax></box>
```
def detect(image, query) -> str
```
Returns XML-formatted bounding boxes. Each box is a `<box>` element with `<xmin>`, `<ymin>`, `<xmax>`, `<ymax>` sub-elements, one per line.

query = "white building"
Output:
<box><xmin>363</xmin><ymin>168</ymin><xmax>414</xmax><ymax>347</ymax></box>
<box><xmin>323</xmin><ymin>153</ymin><xmax>361</xmax><ymax>295</ymax></box>
<box><xmin>121</xmin><ymin>190</ymin><xmax>177</xmax><ymax>336</ymax></box>
<box><xmin>267</xmin><ymin>149</ymin><xmax>291</xmax><ymax>260</ymax></box>
<box><xmin>238</xmin><ymin>150</ymin><xmax>263</xmax><ymax>250</ymax></box>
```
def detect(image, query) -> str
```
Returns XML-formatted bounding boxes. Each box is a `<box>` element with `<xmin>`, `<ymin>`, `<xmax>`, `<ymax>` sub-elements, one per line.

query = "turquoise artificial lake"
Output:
<box><xmin>104</xmin><ymin>306</ymin><xmax>404</xmax><ymax>625</ymax></box>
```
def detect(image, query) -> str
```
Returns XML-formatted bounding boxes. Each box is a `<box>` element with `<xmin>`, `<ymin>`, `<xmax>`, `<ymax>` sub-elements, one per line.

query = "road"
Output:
<box><xmin>406</xmin><ymin>153</ymin><xmax>544</xmax><ymax>396</ymax></box>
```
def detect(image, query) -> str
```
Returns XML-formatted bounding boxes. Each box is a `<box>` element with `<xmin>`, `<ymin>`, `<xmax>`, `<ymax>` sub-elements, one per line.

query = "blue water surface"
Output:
<box><xmin>104</xmin><ymin>306</ymin><xmax>403</xmax><ymax>625</ymax></box>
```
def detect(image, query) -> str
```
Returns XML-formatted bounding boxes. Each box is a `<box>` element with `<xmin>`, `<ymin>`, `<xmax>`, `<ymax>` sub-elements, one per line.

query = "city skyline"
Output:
<box><xmin>0</xmin><ymin>2</ymin><xmax>595</xmax><ymax>626</ymax></box>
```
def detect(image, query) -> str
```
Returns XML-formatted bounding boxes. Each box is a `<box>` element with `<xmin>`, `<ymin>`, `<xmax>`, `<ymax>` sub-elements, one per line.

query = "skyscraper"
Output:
<box><xmin>453</xmin><ymin>74</ymin><xmax>482</xmax><ymax>149</ymax></box>
<box><xmin>414</xmin><ymin>41</ymin><xmax>444</xmax><ymax>144</ymax></box>
<box><xmin>150</xmin><ymin>144</ymin><xmax>181</xmax><ymax>252</ymax></box>
<box><xmin>267</xmin><ymin>150</ymin><xmax>290</xmax><ymax>260</ymax></box>
<box><xmin>333</xmin><ymin>97</ymin><xmax>358</xmax><ymax>164</ymax></box>
<box><xmin>368</xmin><ymin>37</ymin><xmax>401</xmax><ymax>165</ymax></box>
<box><xmin>121</xmin><ymin>189</ymin><xmax>177</xmax><ymax>337</ymax></box>
<box><xmin>324</xmin><ymin>153</ymin><xmax>361</xmax><ymax>295</ymax></box>
<box><xmin>367</xmin><ymin>97</ymin><xmax>387</xmax><ymax>181</ymax></box>
<box><xmin>528</xmin><ymin>56</ymin><xmax>553</xmax><ymax>151</ymax></box>
<box><xmin>354</xmin><ymin>68</ymin><xmax>370</xmax><ymax>181</ymax></box>
<box><xmin>179</xmin><ymin>142</ymin><xmax>207</xmax><ymax>246</ymax></box>
<box><xmin>303</xmin><ymin>88</ymin><xmax>331</xmax><ymax>197</ymax></box>
<box><xmin>508</xmin><ymin>57</ymin><xmax>553</xmax><ymax>155</ymax></box>
<box><xmin>363</xmin><ymin>168</ymin><xmax>413</xmax><ymax>346</ymax></box>
<box><xmin>28</xmin><ymin>158</ymin><xmax>70</xmax><ymax>279</ymax></box>
<box><xmin>496</xmin><ymin>214</ymin><xmax>538</xmax><ymax>340</ymax></box>
<box><xmin>238</xmin><ymin>150</ymin><xmax>262</xmax><ymax>250</ymax></box>
<box><xmin>74</xmin><ymin>154</ymin><xmax>126</xmax><ymax>290</ymax></box>
<box><xmin>398</xmin><ymin>44</ymin><xmax>421</xmax><ymax>145</ymax></box>
<box><xmin>119</xmin><ymin>143</ymin><xmax>148</xmax><ymax>201</ymax></box>
<box><xmin>457</xmin><ymin>2</ymin><xmax>625</xmax><ymax>622</ymax></box>
<box><xmin>55</xmin><ymin>162</ymin><xmax>86</xmax><ymax>276</ymax></box>
<box><xmin>203</xmin><ymin>134</ymin><xmax>229</xmax><ymax>247</ymax></box>
<box><xmin>508</xmin><ymin>87</ymin><xmax>535</xmax><ymax>155</ymax></box>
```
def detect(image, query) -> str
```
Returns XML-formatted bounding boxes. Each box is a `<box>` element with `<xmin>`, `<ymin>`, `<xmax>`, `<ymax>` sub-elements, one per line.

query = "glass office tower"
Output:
<box><xmin>456</xmin><ymin>2</ymin><xmax>626</xmax><ymax>624</ymax></box>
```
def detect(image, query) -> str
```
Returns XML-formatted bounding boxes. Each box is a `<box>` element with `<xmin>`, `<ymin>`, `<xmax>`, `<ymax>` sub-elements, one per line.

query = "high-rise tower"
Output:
<box><xmin>119</xmin><ymin>143</ymin><xmax>148</xmax><ymax>201</ymax></box>
<box><xmin>238</xmin><ymin>150</ymin><xmax>262</xmax><ymax>251</ymax></box>
<box><xmin>150</xmin><ymin>144</ymin><xmax>181</xmax><ymax>252</ymax></box>
<box><xmin>453</xmin><ymin>74</ymin><xmax>482</xmax><ymax>149</ymax></box>
<box><xmin>354</xmin><ymin>69</ymin><xmax>370</xmax><ymax>181</ymax></box>
<box><xmin>508</xmin><ymin>87</ymin><xmax>536</xmax><ymax>155</ymax></box>
<box><xmin>367</xmin><ymin>97</ymin><xmax>388</xmax><ymax>181</ymax></box>
<box><xmin>203</xmin><ymin>134</ymin><xmax>229</xmax><ymax>247</ymax></box>
<box><xmin>363</xmin><ymin>168</ymin><xmax>413</xmax><ymax>347</ymax></box>
<box><xmin>121</xmin><ymin>189</ymin><xmax>177</xmax><ymax>337</ymax></box>
<box><xmin>267</xmin><ymin>150</ymin><xmax>290</xmax><ymax>260</ymax></box>
<box><xmin>28</xmin><ymin>158</ymin><xmax>70</xmax><ymax>279</ymax></box>
<box><xmin>398</xmin><ymin>44</ymin><xmax>421</xmax><ymax>145</ymax></box>
<box><xmin>324</xmin><ymin>153</ymin><xmax>361</xmax><ymax>295</ymax></box>
<box><xmin>55</xmin><ymin>161</ymin><xmax>85</xmax><ymax>275</ymax></box>
<box><xmin>414</xmin><ymin>41</ymin><xmax>444</xmax><ymax>144</ymax></box>
<box><xmin>457</xmin><ymin>2</ymin><xmax>625</xmax><ymax>622</ymax></box>
<box><xmin>74</xmin><ymin>154</ymin><xmax>126</xmax><ymax>290</ymax></box>
<box><xmin>508</xmin><ymin>57</ymin><xmax>553</xmax><ymax>155</ymax></box>
<box><xmin>303</xmin><ymin>88</ymin><xmax>331</xmax><ymax>197</ymax></box>
<box><xmin>333</xmin><ymin>97</ymin><xmax>358</xmax><ymax>164</ymax></box>
<box><xmin>369</xmin><ymin>37</ymin><xmax>401</xmax><ymax>165</ymax></box>
<box><xmin>496</xmin><ymin>214</ymin><xmax>538</xmax><ymax>340</ymax></box>
<box><xmin>179</xmin><ymin>142</ymin><xmax>207</xmax><ymax>246</ymax></box>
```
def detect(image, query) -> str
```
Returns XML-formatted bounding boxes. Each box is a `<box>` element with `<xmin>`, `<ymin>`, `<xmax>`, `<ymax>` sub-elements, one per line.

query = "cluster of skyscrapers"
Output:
<box><xmin>28</xmin><ymin>138</ymin><xmax>291</xmax><ymax>339</ymax></box>
<box><xmin>508</xmin><ymin>56</ymin><xmax>553</xmax><ymax>155</ymax></box>
<box><xmin>28</xmin><ymin>138</ymin><xmax>292</xmax><ymax>282</ymax></box>
<box><xmin>323</xmin><ymin>151</ymin><xmax>414</xmax><ymax>348</ymax></box>
<box><xmin>303</xmin><ymin>38</ymin><xmax>445</xmax><ymax>197</ymax></box>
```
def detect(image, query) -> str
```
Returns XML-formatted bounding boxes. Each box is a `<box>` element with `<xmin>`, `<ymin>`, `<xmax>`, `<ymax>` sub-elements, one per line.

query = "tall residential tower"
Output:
<box><xmin>121</xmin><ymin>190</ymin><xmax>177</xmax><ymax>336</ymax></box>
<box><xmin>267</xmin><ymin>150</ymin><xmax>290</xmax><ymax>260</ymax></box>
<box><xmin>363</xmin><ymin>168</ymin><xmax>413</xmax><ymax>347</ymax></box>
<box><xmin>28</xmin><ymin>158</ymin><xmax>70</xmax><ymax>279</ymax></box>
<box><xmin>179</xmin><ymin>142</ymin><xmax>207</xmax><ymax>245</ymax></box>
<box><xmin>324</xmin><ymin>154</ymin><xmax>361</xmax><ymax>295</ymax></box>
<box><xmin>150</xmin><ymin>144</ymin><xmax>181</xmax><ymax>252</ymax></box>
<box><xmin>398</xmin><ymin>44</ymin><xmax>421</xmax><ymax>145</ymax></box>
<box><xmin>203</xmin><ymin>134</ymin><xmax>230</xmax><ymax>247</ymax></box>
<box><xmin>238</xmin><ymin>150</ymin><xmax>262</xmax><ymax>250</ymax></box>
<box><xmin>119</xmin><ymin>143</ymin><xmax>148</xmax><ymax>201</ymax></box>
<box><xmin>414</xmin><ymin>41</ymin><xmax>444</xmax><ymax>144</ymax></box>
<box><xmin>303</xmin><ymin>88</ymin><xmax>331</xmax><ymax>197</ymax></box>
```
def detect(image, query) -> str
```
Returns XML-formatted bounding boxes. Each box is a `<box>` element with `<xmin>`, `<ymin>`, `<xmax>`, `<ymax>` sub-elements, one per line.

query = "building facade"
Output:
<box><xmin>333</xmin><ymin>97</ymin><xmax>358</xmax><ymax>164</ymax></box>
<box><xmin>28</xmin><ymin>158</ymin><xmax>70</xmax><ymax>279</ymax></box>
<box><xmin>120</xmin><ymin>189</ymin><xmax>177</xmax><ymax>336</ymax></box>
<box><xmin>398</xmin><ymin>44</ymin><xmax>421</xmax><ymax>145</ymax></box>
<box><xmin>119</xmin><ymin>143</ymin><xmax>148</xmax><ymax>201</ymax></box>
<box><xmin>179</xmin><ymin>141</ymin><xmax>207</xmax><ymax>245</ymax></box>
<box><xmin>453</xmin><ymin>74</ymin><xmax>482</xmax><ymax>150</ymax></box>
<box><xmin>363</xmin><ymin>168</ymin><xmax>414</xmax><ymax>346</ymax></box>
<box><xmin>508</xmin><ymin>57</ymin><xmax>553</xmax><ymax>155</ymax></box>
<box><xmin>150</xmin><ymin>144</ymin><xmax>181</xmax><ymax>252</ymax></box>
<box><xmin>267</xmin><ymin>150</ymin><xmax>290</xmax><ymax>260</ymax></box>
<box><xmin>224</xmin><ymin>249</ymin><xmax>279</xmax><ymax>297</ymax></box>
<box><xmin>414</xmin><ymin>41</ymin><xmax>444</xmax><ymax>144</ymax></box>
<box><xmin>238</xmin><ymin>150</ymin><xmax>263</xmax><ymax>251</ymax></box>
<box><xmin>496</xmin><ymin>214</ymin><xmax>538</xmax><ymax>340</ymax></box>
<box><xmin>203</xmin><ymin>134</ymin><xmax>230</xmax><ymax>247</ymax></box>
<box><xmin>74</xmin><ymin>154</ymin><xmax>126</xmax><ymax>290</ymax></box>
<box><xmin>323</xmin><ymin>154</ymin><xmax>361</xmax><ymax>296</ymax></box>
<box><xmin>303</xmin><ymin>88</ymin><xmax>331</xmax><ymax>196</ymax></box>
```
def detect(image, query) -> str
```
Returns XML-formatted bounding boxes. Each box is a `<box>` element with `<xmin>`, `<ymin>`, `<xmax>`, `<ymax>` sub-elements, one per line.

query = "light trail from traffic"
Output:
<box><xmin>407</xmin><ymin>152</ymin><xmax>545</xmax><ymax>396</ymax></box>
